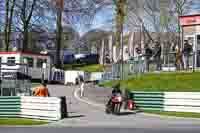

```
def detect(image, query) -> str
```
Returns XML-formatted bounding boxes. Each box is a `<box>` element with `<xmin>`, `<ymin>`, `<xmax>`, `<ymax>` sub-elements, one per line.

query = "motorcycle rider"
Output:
<box><xmin>111</xmin><ymin>83</ymin><xmax>122</xmax><ymax>95</ymax></box>
<box><xmin>106</xmin><ymin>83</ymin><xmax>122</xmax><ymax>111</ymax></box>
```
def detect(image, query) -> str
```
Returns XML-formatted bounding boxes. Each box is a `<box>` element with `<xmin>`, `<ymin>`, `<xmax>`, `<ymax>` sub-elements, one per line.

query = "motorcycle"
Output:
<box><xmin>105</xmin><ymin>93</ymin><xmax>123</xmax><ymax>115</ymax></box>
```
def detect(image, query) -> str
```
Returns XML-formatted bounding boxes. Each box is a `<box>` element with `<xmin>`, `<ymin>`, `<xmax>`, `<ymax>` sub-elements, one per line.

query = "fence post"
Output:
<box><xmin>124</xmin><ymin>89</ymin><xmax>130</xmax><ymax>109</ymax></box>
<box><xmin>193</xmin><ymin>51</ymin><xmax>195</xmax><ymax>72</ymax></box>
<box><xmin>60</xmin><ymin>96</ymin><xmax>68</xmax><ymax>118</ymax></box>
<box><xmin>168</xmin><ymin>52</ymin><xmax>170</xmax><ymax>72</ymax></box>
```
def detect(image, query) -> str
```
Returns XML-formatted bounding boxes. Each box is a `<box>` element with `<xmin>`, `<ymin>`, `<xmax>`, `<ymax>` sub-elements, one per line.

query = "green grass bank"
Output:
<box><xmin>100</xmin><ymin>72</ymin><xmax>200</xmax><ymax>92</ymax></box>
<box><xmin>64</xmin><ymin>64</ymin><xmax>105</xmax><ymax>72</ymax></box>
<box><xmin>0</xmin><ymin>118</ymin><xmax>48</xmax><ymax>125</ymax></box>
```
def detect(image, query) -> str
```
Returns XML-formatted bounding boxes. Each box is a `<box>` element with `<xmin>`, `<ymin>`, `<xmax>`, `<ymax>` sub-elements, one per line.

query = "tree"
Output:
<box><xmin>127</xmin><ymin>0</ymin><xmax>156</xmax><ymax>44</ymax></box>
<box><xmin>17</xmin><ymin>0</ymin><xmax>37</xmax><ymax>51</ymax></box>
<box><xmin>81</xmin><ymin>29</ymin><xmax>110</xmax><ymax>51</ymax></box>
<box><xmin>172</xmin><ymin>0</ymin><xmax>193</xmax><ymax>48</ymax></box>
<box><xmin>0</xmin><ymin>0</ymin><xmax>4</xmax><ymax>32</ymax></box>
<box><xmin>14</xmin><ymin>0</ymin><xmax>52</xmax><ymax>51</ymax></box>
<box><xmin>50</xmin><ymin>0</ymin><xmax>111</xmax><ymax>68</ymax></box>
<box><xmin>4</xmin><ymin>0</ymin><xmax>16</xmax><ymax>51</ymax></box>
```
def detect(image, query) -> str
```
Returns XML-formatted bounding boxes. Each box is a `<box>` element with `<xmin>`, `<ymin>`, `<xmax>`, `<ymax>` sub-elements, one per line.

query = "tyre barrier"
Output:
<box><xmin>0</xmin><ymin>96</ymin><xmax>67</xmax><ymax>121</ymax></box>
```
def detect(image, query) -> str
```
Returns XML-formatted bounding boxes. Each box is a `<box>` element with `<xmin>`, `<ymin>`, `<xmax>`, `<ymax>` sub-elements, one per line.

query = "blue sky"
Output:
<box><xmin>78</xmin><ymin>0</ymin><xmax>200</xmax><ymax>35</ymax></box>
<box><xmin>78</xmin><ymin>6</ymin><xmax>114</xmax><ymax>36</ymax></box>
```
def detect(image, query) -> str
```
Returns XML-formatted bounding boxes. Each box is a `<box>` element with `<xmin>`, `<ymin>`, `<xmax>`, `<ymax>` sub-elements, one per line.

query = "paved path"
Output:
<box><xmin>45</xmin><ymin>84</ymin><xmax>200</xmax><ymax>130</ymax></box>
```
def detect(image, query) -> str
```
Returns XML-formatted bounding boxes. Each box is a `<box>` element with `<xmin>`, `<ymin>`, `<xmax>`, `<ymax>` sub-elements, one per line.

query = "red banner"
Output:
<box><xmin>180</xmin><ymin>15</ymin><xmax>200</xmax><ymax>26</ymax></box>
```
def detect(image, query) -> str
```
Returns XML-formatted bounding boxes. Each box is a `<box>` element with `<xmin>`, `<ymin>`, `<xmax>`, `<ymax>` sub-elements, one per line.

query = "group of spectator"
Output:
<box><xmin>134</xmin><ymin>39</ymin><xmax>193</xmax><ymax>72</ymax></box>
<box><xmin>134</xmin><ymin>41</ymin><xmax>162</xmax><ymax>72</ymax></box>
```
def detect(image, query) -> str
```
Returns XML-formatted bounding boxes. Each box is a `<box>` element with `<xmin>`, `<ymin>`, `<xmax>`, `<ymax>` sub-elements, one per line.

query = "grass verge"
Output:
<box><xmin>144</xmin><ymin>111</ymin><xmax>200</xmax><ymax>119</ymax></box>
<box><xmin>0</xmin><ymin>118</ymin><xmax>48</xmax><ymax>125</ymax></box>
<box><xmin>99</xmin><ymin>72</ymin><xmax>200</xmax><ymax>92</ymax></box>
<box><xmin>64</xmin><ymin>64</ymin><xmax>105</xmax><ymax>72</ymax></box>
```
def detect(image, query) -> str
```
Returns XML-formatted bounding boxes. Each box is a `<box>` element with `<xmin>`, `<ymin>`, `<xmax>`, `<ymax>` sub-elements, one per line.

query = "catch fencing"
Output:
<box><xmin>130</xmin><ymin>91</ymin><xmax>200</xmax><ymax>113</ymax></box>
<box><xmin>101</xmin><ymin>51</ymin><xmax>200</xmax><ymax>81</ymax></box>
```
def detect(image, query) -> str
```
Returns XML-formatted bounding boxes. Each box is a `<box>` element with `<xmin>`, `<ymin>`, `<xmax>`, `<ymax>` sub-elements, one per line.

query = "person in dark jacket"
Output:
<box><xmin>111</xmin><ymin>83</ymin><xmax>122</xmax><ymax>95</ymax></box>
<box><xmin>183</xmin><ymin>40</ymin><xmax>192</xmax><ymax>70</ymax></box>
<box><xmin>153</xmin><ymin>41</ymin><xmax>162</xmax><ymax>71</ymax></box>
<box><xmin>144</xmin><ymin>44</ymin><xmax>153</xmax><ymax>72</ymax></box>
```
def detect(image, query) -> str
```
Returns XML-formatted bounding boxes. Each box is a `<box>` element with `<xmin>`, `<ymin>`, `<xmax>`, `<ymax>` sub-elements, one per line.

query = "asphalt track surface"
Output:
<box><xmin>1</xmin><ymin>127</ymin><xmax>200</xmax><ymax>133</ymax></box>
<box><xmin>1</xmin><ymin>85</ymin><xmax>200</xmax><ymax>133</ymax></box>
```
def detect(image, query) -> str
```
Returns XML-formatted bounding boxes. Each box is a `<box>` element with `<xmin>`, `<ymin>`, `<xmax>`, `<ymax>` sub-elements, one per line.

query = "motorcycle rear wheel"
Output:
<box><xmin>113</xmin><ymin>103</ymin><xmax>120</xmax><ymax>115</ymax></box>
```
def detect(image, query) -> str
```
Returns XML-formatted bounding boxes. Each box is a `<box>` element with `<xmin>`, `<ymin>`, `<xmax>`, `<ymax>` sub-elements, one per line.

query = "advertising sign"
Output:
<box><xmin>180</xmin><ymin>15</ymin><xmax>200</xmax><ymax>26</ymax></box>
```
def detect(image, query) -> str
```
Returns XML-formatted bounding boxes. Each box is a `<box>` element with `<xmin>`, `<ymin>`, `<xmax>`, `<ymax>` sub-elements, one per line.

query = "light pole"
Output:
<box><xmin>113</xmin><ymin>0</ymin><xmax>126</xmax><ymax>80</ymax></box>
<box><xmin>23</xmin><ymin>58</ymin><xmax>28</xmax><ymax>75</ymax></box>
<box><xmin>23</xmin><ymin>58</ymin><xmax>28</xmax><ymax>95</ymax></box>
<box><xmin>120</xmin><ymin>22</ymin><xmax>124</xmax><ymax>80</ymax></box>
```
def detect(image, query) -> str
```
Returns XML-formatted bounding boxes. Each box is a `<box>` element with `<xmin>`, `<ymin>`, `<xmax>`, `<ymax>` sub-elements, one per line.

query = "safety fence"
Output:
<box><xmin>0</xmin><ymin>96</ymin><xmax>67</xmax><ymax>121</ymax></box>
<box><xmin>130</xmin><ymin>91</ymin><xmax>200</xmax><ymax>113</ymax></box>
<box><xmin>50</xmin><ymin>69</ymin><xmax>65</xmax><ymax>84</ymax></box>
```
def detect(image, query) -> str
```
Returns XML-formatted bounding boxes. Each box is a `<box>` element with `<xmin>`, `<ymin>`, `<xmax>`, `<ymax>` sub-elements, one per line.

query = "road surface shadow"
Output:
<box><xmin>68</xmin><ymin>115</ymin><xmax>85</xmax><ymax>119</ymax></box>
<box><xmin>118</xmin><ymin>112</ymin><xmax>136</xmax><ymax>116</ymax></box>
<box><xmin>68</xmin><ymin>112</ymin><xmax>77</xmax><ymax>114</ymax></box>
<box><xmin>118</xmin><ymin>110</ymin><xmax>143</xmax><ymax>116</ymax></box>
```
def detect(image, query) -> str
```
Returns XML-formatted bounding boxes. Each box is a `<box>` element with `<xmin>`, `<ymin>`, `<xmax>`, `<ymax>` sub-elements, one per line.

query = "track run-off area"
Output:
<box><xmin>1</xmin><ymin>84</ymin><xmax>200</xmax><ymax>133</ymax></box>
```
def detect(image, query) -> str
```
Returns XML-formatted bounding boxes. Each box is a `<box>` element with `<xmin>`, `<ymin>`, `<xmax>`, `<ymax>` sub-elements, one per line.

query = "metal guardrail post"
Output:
<box><xmin>193</xmin><ymin>52</ymin><xmax>195</xmax><ymax>72</ymax></box>
<box><xmin>60</xmin><ymin>96</ymin><xmax>68</xmax><ymax>118</ymax></box>
<box><xmin>168</xmin><ymin>53</ymin><xmax>170</xmax><ymax>72</ymax></box>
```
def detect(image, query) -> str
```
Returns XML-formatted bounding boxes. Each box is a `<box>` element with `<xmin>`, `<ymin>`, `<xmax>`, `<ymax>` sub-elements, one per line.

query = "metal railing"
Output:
<box><xmin>101</xmin><ymin>51</ymin><xmax>200</xmax><ymax>81</ymax></box>
<box><xmin>0</xmin><ymin>63</ymin><xmax>32</xmax><ymax>96</ymax></box>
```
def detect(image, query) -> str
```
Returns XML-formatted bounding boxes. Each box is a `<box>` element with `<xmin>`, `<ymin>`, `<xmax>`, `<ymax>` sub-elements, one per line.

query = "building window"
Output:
<box><xmin>23</xmin><ymin>57</ymin><xmax>34</xmax><ymax>67</ymax></box>
<box><xmin>37</xmin><ymin>58</ymin><xmax>47</xmax><ymax>68</ymax></box>
<box><xmin>7</xmin><ymin>57</ymin><xmax>16</xmax><ymax>66</ymax></box>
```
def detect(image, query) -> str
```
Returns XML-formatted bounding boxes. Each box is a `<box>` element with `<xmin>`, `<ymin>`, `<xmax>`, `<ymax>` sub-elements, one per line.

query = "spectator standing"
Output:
<box><xmin>153</xmin><ymin>41</ymin><xmax>162</xmax><ymax>71</ymax></box>
<box><xmin>79</xmin><ymin>75</ymin><xmax>85</xmax><ymax>97</ymax></box>
<box><xmin>182</xmin><ymin>40</ymin><xmax>193</xmax><ymax>70</ymax></box>
<box><xmin>144</xmin><ymin>44</ymin><xmax>153</xmax><ymax>72</ymax></box>
<box><xmin>175</xmin><ymin>45</ymin><xmax>184</xmax><ymax>70</ymax></box>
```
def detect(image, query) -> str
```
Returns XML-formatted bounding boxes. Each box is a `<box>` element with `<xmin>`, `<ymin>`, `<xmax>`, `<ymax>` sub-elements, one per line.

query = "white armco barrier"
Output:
<box><xmin>163</xmin><ymin>92</ymin><xmax>200</xmax><ymax>113</ymax></box>
<box><xmin>64</xmin><ymin>70</ymin><xmax>84</xmax><ymax>85</ymax></box>
<box><xmin>64</xmin><ymin>71</ymin><xmax>104</xmax><ymax>85</ymax></box>
<box><xmin>20</xmin><ymin>96</ymin><xmax>62</xmax><ymax>121</ymax></box>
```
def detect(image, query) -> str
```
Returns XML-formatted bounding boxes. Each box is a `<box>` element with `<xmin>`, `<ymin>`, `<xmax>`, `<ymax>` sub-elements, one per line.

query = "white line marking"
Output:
<box><xmin>74</xmin><ymin>87</ymin><xmax>105</xmax><ymax>109</ymax></box>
